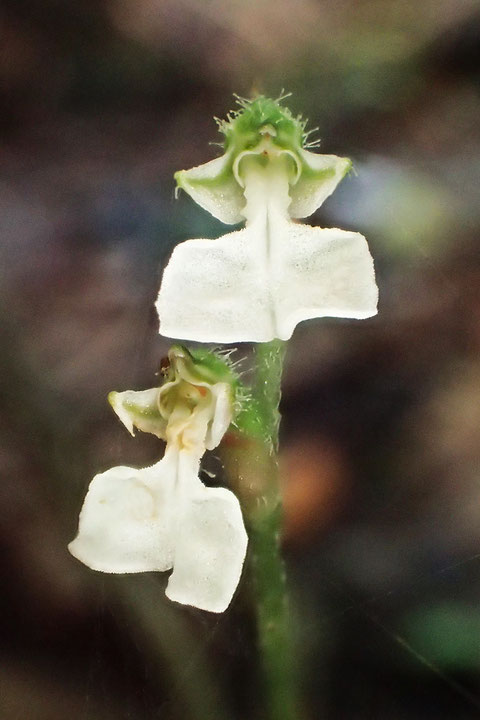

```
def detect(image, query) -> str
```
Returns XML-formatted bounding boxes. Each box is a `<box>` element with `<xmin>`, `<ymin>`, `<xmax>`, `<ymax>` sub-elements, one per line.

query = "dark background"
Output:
<box><xmin>1</xmin><ymin>1</ymin><xmax>480</xmax><ymax>718</ymax></box>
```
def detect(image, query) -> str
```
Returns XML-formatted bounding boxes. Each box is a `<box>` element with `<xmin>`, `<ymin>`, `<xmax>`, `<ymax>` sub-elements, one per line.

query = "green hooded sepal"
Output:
<box><xmin>175</xmin><ymin>95</ymin><xmax>353</xmax><ymax>223</ymax></box>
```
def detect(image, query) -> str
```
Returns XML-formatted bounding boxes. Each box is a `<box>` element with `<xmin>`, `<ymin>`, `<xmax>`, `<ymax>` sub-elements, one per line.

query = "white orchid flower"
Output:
<box><xmin>69</xmin><ymin>346</ymin><xmax>248</xmax><ymax>613</ymax></box>
<box><xmin>157</xmin><ymin>95</ymin><xmax>378</xmax><ymax>343</ymax></box>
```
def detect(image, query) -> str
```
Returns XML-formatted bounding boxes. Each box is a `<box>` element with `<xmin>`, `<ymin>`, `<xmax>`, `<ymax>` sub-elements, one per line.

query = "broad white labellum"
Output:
<box><xmin>68</xmin><ymin>447</ymin><xmax>247</xmax><ymax>613</ymax></box>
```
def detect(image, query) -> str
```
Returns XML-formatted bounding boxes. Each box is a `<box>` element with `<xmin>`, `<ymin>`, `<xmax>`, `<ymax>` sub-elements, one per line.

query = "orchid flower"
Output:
<box><xmin>157</xmin><ymin>95</ymin><xmax>378</xmax><ymax>343</ymax></box>
<box><xmin>69</xmin><ymin>346</ymin><xmax>248</xmax><ymax>613</ymax></box>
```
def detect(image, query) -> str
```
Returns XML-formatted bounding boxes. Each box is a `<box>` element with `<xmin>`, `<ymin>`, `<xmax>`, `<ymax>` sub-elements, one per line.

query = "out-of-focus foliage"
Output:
<box><xmin>1</xmin><ymin>1</ymin><xmax>480</xmax><ymax>718</ymax></box>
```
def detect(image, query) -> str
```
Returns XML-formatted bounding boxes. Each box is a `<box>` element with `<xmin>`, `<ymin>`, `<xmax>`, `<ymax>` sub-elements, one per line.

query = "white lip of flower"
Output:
<box><xmin>69</xmin><ymin>349</ymin><xmax>247</xmax><ymax>613</ymax></box>
<box><xmin>156</xmin><ymin>96</ymin><xmax>378</xmax><ymax>343</ymax></box>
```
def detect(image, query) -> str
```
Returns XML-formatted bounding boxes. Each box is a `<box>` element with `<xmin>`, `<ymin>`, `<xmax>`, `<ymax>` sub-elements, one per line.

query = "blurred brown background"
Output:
<box><xmin>1</xmin><ymin>1</ymin><xmax>480</xmax><ymax>718</ymax></box>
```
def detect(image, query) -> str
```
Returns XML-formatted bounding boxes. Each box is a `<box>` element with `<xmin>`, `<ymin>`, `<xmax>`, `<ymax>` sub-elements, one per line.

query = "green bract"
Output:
<box><xmin>174</xmin><ymin>95</ymin><xmax>352</xmax><ymax>224</ymax></box>
<box><xmin>221</xmin><ymin>95</ymin><xmax>304</xmax><ymax>158</ymax></box>
<box><xmin>169</xmin><ymin>345</ymin><xmax>238</xmax><ymax>387</ymax></box>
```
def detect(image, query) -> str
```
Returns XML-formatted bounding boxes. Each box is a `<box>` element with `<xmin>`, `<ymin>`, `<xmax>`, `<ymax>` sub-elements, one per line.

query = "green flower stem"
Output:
<box><xmin>249</xmin><ymin>340</ymin><xmax>296</xmax><ymax>720</ymax></box>
<box><xmin>253</xmin><ymin>340</ymin><xmax>286</xmax><ymax>453</ymax></box>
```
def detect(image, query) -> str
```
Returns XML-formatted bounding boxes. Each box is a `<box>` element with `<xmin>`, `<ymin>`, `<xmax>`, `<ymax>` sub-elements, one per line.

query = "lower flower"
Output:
<box><xmin>69</xmin><ymin>345</ymin><xmax>248</xmax><ymax>613</ymax></box>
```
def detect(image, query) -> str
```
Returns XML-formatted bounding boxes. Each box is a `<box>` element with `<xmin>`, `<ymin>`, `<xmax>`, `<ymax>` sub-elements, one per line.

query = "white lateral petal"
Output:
<box><xmin>289</xmin><ymin>151</ymin><xmax>351</xmax><ymax>219</ymax></box>
<box><xmin>156</xmin><ymin>226</ymin><xmax>275</xmax><ymax>343</ymax></box>
<box><xmin>166</xmin><ymin>484</ymin><xmax>248</xmax><ymax>613</ymax></box>
<box><xmin>68</xmin><ymin>452</ymin><xmax>177</xmax><ymax>574</ymax></box>
<box><xmin>176</xmin><ymin>153</ymin><xmax>245</xmax><ymax>225</ymax></box>
<box><xmin>109</xmin><ymin>388</ymin><xmax>166</xmax><ymax>438</ymax></box>
<box><xmin>274</xmin><ymin>224</ymin><xmax>377</xmax><ymax>340</ymax></box>
<box><xmin>205</xmin><ymin>383</ymin><xmax>233</xmax><ymax>451</ymax></box>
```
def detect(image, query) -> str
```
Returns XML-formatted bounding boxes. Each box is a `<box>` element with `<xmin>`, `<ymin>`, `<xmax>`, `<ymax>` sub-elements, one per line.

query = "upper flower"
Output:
<box><xmin>69</xmin><ymin>346</ymin><xmax>248</xmax><ymax>613</ymax></box>
<box><xmin>157</xmin><ymin>95</ymin><xmax>378</xmax><ymax>343</ymax></box>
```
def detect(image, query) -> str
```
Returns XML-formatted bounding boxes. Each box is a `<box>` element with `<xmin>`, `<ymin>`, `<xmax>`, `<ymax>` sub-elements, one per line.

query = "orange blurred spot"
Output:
<box><xmin>282</xmin><ymin>438</ymin><xmax>350</xmax><ymax>546</ymax></box>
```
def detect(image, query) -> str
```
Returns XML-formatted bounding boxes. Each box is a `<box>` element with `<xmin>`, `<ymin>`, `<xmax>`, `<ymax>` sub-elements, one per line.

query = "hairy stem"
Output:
<box><xmin>249</xmin><ymin>340</ymin><xmax>296</xmax><ymax>720</ymax></box>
